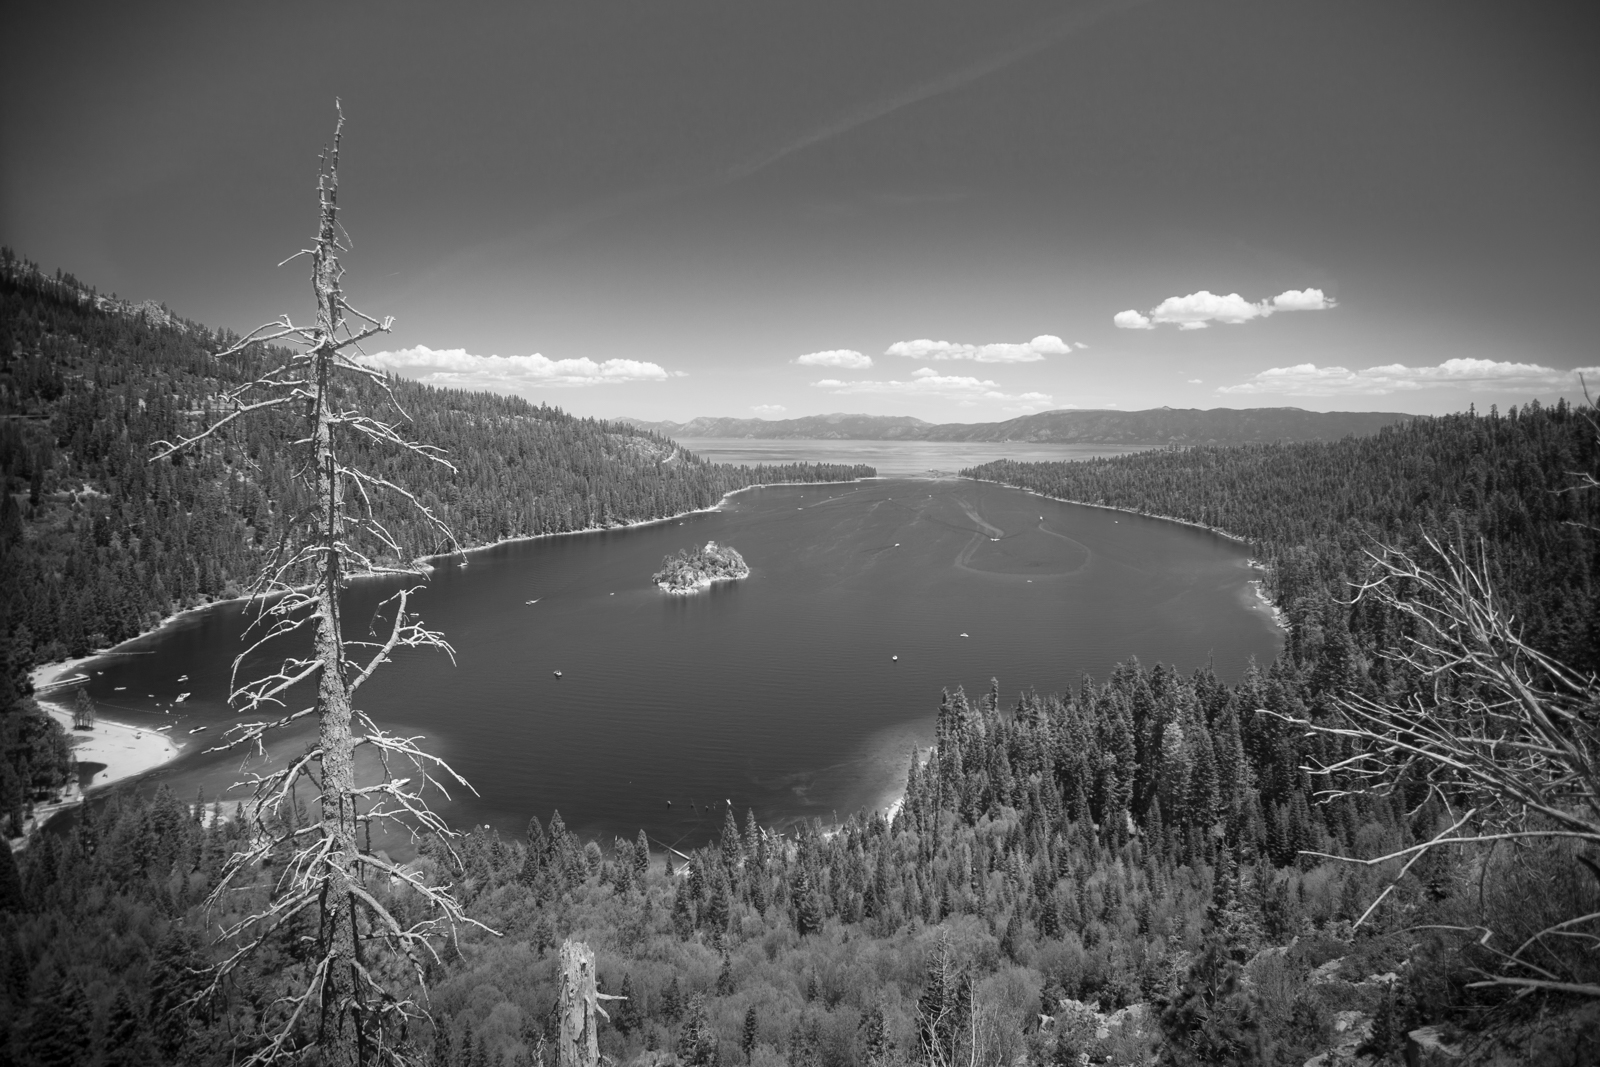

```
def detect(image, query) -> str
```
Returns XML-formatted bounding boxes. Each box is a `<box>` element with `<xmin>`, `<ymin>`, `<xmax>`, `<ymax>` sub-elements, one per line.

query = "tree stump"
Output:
<box><xmin>559</xmin><ymin>939</ymin><xmax>602</xmax><ymax>1067</ymax></box>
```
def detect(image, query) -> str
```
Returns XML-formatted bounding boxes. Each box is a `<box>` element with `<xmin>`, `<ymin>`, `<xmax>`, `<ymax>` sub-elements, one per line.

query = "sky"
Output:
<box><xmin>4</xmin><ymin>1</ymin><xmax>1598</xmax><ymax>423</ymax></box>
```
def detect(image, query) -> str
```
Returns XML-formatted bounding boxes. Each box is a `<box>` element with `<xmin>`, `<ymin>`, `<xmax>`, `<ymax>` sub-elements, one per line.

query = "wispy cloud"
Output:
<box><xmin>752</xmin><ymin>404</ymin><xmax>787</xmax><ymax>416</ymax></box>
<box><xmin>1219</xmin><ymin>359</ymin><xmax>1600</xmax><ymax>396</ymax></box>
<box><xmin>1115</xmin><ymin>288</ymin><xmax>1336</xmax><ymax>330</ymax></box>
<box><xmin>812</xmin><ymin>367</ymin><xmax>1054</xmax><ymax>410</ymax></box>
<box><xmin>358</xmin><ymin>345</ymin><xmax>675</xmax><ymax>388</ymax></box>
<box><xmin>795</xmin><ymin>349</ymin><xmax>873</xmax><ymax>369</ymax></box>
<box><xmin>885</xmin><ymin>334</ymin><xmax>1070</xmax><ymax>363</ymax></box>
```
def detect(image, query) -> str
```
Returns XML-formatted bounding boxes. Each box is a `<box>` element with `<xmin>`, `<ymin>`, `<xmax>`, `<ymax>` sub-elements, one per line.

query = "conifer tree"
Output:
<box><xmin>22</xmin><ymin>976</ymin><xmax>92</xmax><ymax>1067</ymax></box>
<box><xmin>741</xmin><ymin>1005</ymin><xmax>759</xmax><ymax>1062</ymax></box>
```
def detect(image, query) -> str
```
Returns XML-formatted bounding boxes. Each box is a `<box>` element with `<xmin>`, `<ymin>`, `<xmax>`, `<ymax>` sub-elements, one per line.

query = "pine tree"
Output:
<box><xmin>634</xmin><ymin>829</ymin><xmax>651</xmax><ymax>880</ymax></box>
<box><xmin>23</xmin><ymin>976</ymin><xmax>92</xmax><ymax>1067</ymax></box>
<box><xmin>741</xmin><ymin>1005</ymin><xmax>759</xmax><ymax>1063</ymax></box>
<box><xmin>677</xmin><ymin>994</ymin><xmax>720</xmax><ymax>1067</ymax></box>
<box><xmin>858</xmin><ymin>1001</ymin><xmax>889</xmax><ymax>1067</ymax></box>
<box><xmin>617</xmin><ymin>973</ymin><xmax>642</xmax><ymax>1036</ymax></box>
<box><xmin>0</xmin><ymin>836</ymin><xmax>22</xmax><ymax>912</ymax></box>
<box><xmin>103</xmin><ymin>985</ymin><xmax>155</xmax><ymax>1067</ymax></box>
<box><xmin>1157</xmin><ymin>937</ymin><xmax>1259</xmax><ymax>1066</ymax></box>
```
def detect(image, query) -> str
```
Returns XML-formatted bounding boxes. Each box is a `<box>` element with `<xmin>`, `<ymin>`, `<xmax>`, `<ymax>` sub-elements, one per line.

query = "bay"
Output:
<box><xmin>65</xmin><ymin>466</ymin><xmax>1281</xmax><ymax>855</ymax></box>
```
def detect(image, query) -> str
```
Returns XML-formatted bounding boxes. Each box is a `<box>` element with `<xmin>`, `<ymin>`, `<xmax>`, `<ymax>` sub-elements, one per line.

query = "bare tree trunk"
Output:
<box><xmin>558</xmin><ymin>940</ymin><xmax>601</xmax><ymax>1067</ymax></box>
<box><xmin>156</xmin><ymin>103</ymin><xmax>496</xmax><ymax>1066</ymax></box>
<box><xmin>310</xmin><ymin>117</ymin><xmax>362</xmax><ymax>1063</ymax></box>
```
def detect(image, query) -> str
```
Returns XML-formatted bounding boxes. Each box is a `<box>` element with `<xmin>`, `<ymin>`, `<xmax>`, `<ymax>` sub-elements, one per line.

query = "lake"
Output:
<box><xmin>61</xmin><ymin>464</ymin><xmax>1281</xmax><ymax>856</ymax></box>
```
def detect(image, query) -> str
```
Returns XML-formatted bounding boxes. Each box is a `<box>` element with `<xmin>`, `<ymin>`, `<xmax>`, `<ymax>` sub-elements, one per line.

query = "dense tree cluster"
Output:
<box><xmin>0</xmin><ymin>636</ymin><xmax>71</xmax><ymax>838</ymax></box>
<box><xmin>0</xmin><ymin>250</ymin><xmax>872</xmax><ymax>666</ymax></box>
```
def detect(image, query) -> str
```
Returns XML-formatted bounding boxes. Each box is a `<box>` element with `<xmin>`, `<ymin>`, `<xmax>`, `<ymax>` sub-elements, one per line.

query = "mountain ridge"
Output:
<box><xmin>617</xmin><ymin>407</ymin><xmax>1413</xmax><ymax>445</ymax></box>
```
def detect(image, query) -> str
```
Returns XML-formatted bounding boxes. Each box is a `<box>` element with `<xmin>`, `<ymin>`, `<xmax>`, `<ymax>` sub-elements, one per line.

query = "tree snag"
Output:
<box><xmin>153</xmin><ymin>102</ymin><xmax>493</xmax><ymax>1066</ymax></box>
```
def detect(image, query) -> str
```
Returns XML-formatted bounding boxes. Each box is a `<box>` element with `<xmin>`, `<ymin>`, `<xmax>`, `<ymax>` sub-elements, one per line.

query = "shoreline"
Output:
<box><xmin>8</xmin><ymin>702</ymin><xmax>183</xmax><ymax>848</ymax></box>
<box><xmin>967</xmin><ymin>476</ymin><xmax>1289</xmax><ymax>634</ymax></box>
<box><xmin>970</xmin><ymin>478</ymin><xmax>1253</xmax><ymax>545</ymax></box>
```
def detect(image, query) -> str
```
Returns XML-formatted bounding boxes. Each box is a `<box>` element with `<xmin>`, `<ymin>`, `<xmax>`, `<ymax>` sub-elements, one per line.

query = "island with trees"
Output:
<box><xmin>652</xmin><ymin>541</ymin><xmax>750</xmax><ymax>594</ymax></box>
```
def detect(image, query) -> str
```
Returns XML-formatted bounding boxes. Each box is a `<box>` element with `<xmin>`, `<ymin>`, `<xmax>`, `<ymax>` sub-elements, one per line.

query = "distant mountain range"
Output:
<box><xmin>616</xmin><ymin>408</ymin><xmax>1414</xmax><ymax>446</ymax></box>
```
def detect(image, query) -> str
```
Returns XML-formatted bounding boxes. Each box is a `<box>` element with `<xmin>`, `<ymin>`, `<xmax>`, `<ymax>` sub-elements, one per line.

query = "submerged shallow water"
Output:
<box><xmin>65</xmin><ymin>474</ymin><xmax>1281</xmax><ymax>854</ymax></box>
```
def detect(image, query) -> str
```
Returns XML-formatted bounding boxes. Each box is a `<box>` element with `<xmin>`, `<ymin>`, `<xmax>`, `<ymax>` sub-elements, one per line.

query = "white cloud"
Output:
<box><xmin>358</xmin><ymin>345</ymin><xmax>673</xmax><ymax>388</ymax></box>
<box><xmin>1187</xmin><ymin>378</ymin><xmax>1203</xmax><ymax>385</ymax></box>
<box><xmin>884</xmin><ymin>334</ymin><xmax>1069</xmax><ymax>363</ymax></box>
<box><xmin>1151</xmin><ymin>290</ymin><xmax>1270</xmax><ymax>327</ymax></box>
<box><xmin>795</xmin><ymin>349</ymin><xmax>873</xmax><ymax>369</ymax></box>
<box><xmin>1117</xmin><ymin>288</ymin><xmax>1336</xmax><ymax>330</ymax></box>
<box><xmin>752</xmin><ymin>404</ymin><xmax>787</xmax><ymax>416</ymax></box>
<box><xmin>1219</xmin><ymin>359</ymin><xmax>1600</xmax><ymax>396</ymax></box>
<box><xmin>1271</xmin><ymin>288</ymin><xmax>1334</xmax><ymax>312</ymax></box>
<box><xmin>812</xmin><ymin>369</ymin><xmax>1054</xmax><ymax>410</ymax></box>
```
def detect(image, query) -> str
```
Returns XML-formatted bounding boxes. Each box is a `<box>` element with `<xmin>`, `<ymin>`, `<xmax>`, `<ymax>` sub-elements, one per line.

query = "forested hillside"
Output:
<box><xmin>966</xmin><ymin>406</ymin><xmax>1600</xmax><ymax>676</ymax></box>
<box><xmin>0</xmin><ymin>250</ymin><xmax>872</xmax><ymax>667</ymax></box>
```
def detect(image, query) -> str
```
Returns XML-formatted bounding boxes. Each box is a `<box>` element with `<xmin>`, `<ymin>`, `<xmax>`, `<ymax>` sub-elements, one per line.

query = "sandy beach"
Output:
<box><xmin>35</xmin><ymin>696</ymin><xmax>182</xmax><ymax>790</ymax></box>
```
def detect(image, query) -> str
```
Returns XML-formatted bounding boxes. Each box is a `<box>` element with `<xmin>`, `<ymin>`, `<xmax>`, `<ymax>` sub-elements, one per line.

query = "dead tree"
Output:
<box><xmin>152</xmin><ymin>104</ymin><xmax>491</xmax><ymax>1065</ymax></box>
<box><xmin>557</xmin><ymin>939</ymin><xmax>624</xmax><ymax>1067</ymax></box>
<box><xmin>1273</xmin><ymin>534</ymin><xmax>1600</xmax><ymax>997</ymax></box>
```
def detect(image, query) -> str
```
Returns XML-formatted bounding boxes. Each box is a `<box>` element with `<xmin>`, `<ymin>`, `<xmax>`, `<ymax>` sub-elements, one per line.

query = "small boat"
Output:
<box><xmin>177</xmin><ymin>674</ymin><xmax>188</xmax><ymax>682</ymax></box>
<box><xmin>114</xmin><ymin>686</ymin><xmax>126</xmax><ymax>691</ymax></box>
<box><xmin>553</xmin><ymin>670</ymin><xmax>563</xmax><ymax>678</ymax></box>
<box><xmin>959</xmin><ymin>633</ymin><xmax>969</xmax><ymax>638</ymax></box>
<box><xmin>174</xmin><ymin>692</ymin><xmax>190</xmax><ymax>703</ymax></box>
<box><xmin>989</xmin><ymin>537</ymin><xmax>999</xmax><ymax>542</ymax></box>
<box><xmin>156</xmin><ymin>724</ymin><xmax>173</xmax><ymax>732</ymax></box>
<box><xmin>892</xmin><ymin>655</ymin><xmax>898</xmax><ymax>661</ymax></box>
<box><xmin>525</xmin><ymin>599</ymin><xmax>540</xmax><ymax>604</ymax></box>
<box><xmin>188</xmin><ymin>725</ymin><xmax>207</xmax><ymax>734</ymax></box>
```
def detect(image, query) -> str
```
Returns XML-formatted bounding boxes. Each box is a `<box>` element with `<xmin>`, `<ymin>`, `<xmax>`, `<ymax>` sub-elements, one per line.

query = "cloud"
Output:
<box><xmin>358</xmin><ymin>345</ymin><xmax>673</xmax><ymax>388</ymax></box>
<box><xmin>1219</xmin><ymin>359</ymin><xmax>1600</xmax><ymax>396</ymax></box>
<box><xmin>812</xmin><ymin>368</ymin><xmax>1054</xmax><ymax>410</ymax></box>
<box><xmin>1116</xmin><ymin>288</ymin><xmax>1336</xmax><ymax>330</ymax></box>
<box><xmin>794</xmin><ymin>349</ymin><xmax>873</xmax><ymax>369</ymax></box>
<box><xmin>752</xmin><ymin>404</ymin><xmax>787</xmax><ymax>416</ymax></box>
<box><xmin>1151</xmin><ymin>291</ymin><xmax>1270</xmax><ymax>327</ymax></box>
<box><xmin>1187</xmin><ymin>379</ymin><xmax>1203</xmax><ymax>384</ymax></box>
<box><xmin>885</xmin><ymin>334</ymin><xmax>1069</xmax><ymax>363</ymax></box>
<box><xmin>1271</xmin><ymin>288</ymin><xmax>1334</xmax><ymax>312</ymax></box>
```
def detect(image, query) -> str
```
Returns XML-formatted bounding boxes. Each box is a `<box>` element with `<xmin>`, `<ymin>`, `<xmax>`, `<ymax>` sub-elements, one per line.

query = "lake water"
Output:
<box><xmin>60</xmin><ymin>466</ymin><xmax>1281</xmax><ymax>856</ymax></box>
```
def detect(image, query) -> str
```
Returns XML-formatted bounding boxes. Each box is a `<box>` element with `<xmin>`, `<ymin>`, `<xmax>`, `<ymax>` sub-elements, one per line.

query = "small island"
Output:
<box><xmin>652</xmin><ymin>541</ymin><xmax>750</xmax><ymax>594</ymax></box>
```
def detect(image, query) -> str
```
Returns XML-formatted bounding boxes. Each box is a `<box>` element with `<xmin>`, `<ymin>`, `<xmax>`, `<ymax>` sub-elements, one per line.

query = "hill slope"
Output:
<box><xmin>0</xmin><ymin>251</ymin><xmax>872</xmax><ymax>665</ymax></box>
<box><xmin>619</xmin><ymin>407</ymin><xmax>1411</xmax><ymax>444</ymax></box>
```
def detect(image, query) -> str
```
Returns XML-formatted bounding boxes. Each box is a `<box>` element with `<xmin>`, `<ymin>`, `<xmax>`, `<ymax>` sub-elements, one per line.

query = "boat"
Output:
<box><xmin>525</xmin><ymin>598</ymin><xmax>539</xmax><ymax>604</ymax></box>
<box><xmin>892</xmin><ymin>655</ymin><xmax>898</xmax><ymax>661</ymax></box>
<box><xmin>553</xmin><ymin>670</ymin><xmax>563</xmax><ymax>678</ymax></box>
<box><xmin>188</xmin><ymin>725</ymin><xmax>207</xmax><ymax>734</ymax></box>
<box><xmin>960</xmin><ymin>633</ymin><xmax>969</xmax><ymax>638</ymax></box>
